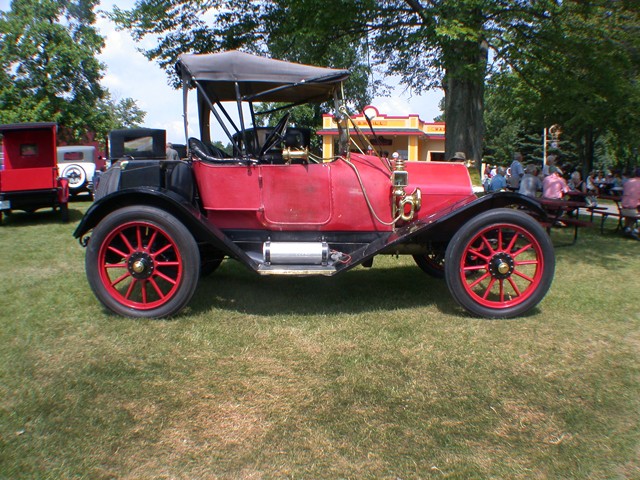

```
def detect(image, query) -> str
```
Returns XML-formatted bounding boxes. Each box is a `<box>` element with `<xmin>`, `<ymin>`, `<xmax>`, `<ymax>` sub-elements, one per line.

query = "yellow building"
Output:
<box><xmin>318</xmin><ymin>105</ymin><xmax>445</xmax><ymax>161</ymax></box>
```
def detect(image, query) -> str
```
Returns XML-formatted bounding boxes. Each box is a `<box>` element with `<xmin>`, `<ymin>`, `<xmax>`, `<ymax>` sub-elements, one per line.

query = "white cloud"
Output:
<box><xmin>371</xmin><ymin>77</ymin><xmax>443</xmax><ymax>122</ymax></box>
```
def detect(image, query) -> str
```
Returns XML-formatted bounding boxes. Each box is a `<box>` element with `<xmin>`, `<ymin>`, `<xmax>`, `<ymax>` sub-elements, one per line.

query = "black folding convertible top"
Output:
<box><xmin>176</xmin><ymin>50</ymin><xmax>350</xmax><ymax>104</ymax></box>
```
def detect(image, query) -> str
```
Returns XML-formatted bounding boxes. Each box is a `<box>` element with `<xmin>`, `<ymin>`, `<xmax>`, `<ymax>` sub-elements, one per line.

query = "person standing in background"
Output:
<box><xmin>166</xmin><ymin>142</ymin><xmax>179</xmax><ymax>161</ymax></box>
<box><xmin>621</xmin><ymin>167</ymin><xmax>640</xmax><ymax>240</ymax></box>
<box><xmin>508</xmin><ymin>152</ymin><xmax>525</xmax><ymax>189</ymax></box>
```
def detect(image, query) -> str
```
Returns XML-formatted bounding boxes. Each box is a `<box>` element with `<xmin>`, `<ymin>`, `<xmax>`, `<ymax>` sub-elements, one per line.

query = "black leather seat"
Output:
<box><xmin>188</xmin><ymin>138</ymin><xmax>238</xmax><ymax>164</ymax></box>
<box><xmin>167</xmin><ymin>161</ymin><xmax>194</xmax><ymax>202</ymax></box>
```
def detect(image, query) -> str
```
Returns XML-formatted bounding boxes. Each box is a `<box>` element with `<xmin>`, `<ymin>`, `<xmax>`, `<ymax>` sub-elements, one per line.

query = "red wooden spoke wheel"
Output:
<box><xmin>86</xmin><ymin>206</ymin><xmax>200</xmax><ymax>318</ymax></box>
<box><xmin>445</xmin><ymin>209</ymin><xmax>554</xmax><ymax>318</ymax></box>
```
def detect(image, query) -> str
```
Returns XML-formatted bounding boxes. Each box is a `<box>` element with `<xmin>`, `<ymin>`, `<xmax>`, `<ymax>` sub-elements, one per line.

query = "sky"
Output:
<box><xmin>1</xmin><ymin>0</ymin><xmax>444</xmax><ymax>144</ymax></box>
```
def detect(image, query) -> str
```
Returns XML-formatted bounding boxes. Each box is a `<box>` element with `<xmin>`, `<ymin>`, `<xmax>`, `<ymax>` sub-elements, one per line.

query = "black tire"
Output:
<box><xmin>444</xmin><ymin>208</ymin><xmax>555</xmax><ymax>319</ymax></box>
<box><xmin>85</xmin><ymin>205</ymin><xmax>200</xmax><ymax>318</ymax></box>
<box><xmin>413</xmin><ymin>242</ymin><xmax>447</xmax><ymax>279</ymax></box>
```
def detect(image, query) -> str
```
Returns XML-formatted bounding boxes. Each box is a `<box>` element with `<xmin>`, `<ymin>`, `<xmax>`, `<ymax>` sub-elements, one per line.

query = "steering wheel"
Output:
<box><xmin>259</xmin><ymin>112</ymin><xmax>290</xmax><ymax>159</ymax></box>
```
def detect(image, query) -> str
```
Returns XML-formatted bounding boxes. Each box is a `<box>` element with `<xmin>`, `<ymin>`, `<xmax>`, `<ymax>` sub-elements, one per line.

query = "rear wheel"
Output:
<box><xmin>413</xmin><ymin>242</ymin><xmax>447</xmax><ymax>279</ymax></box>
<box><xmin>86</xmin><ymin>206</ymin><xmax>200</xmax><ymax>318</ymax></box>
<box><xmin>444</xmin><ymin>209</ymin><xmax>554</xmax><ymax>318</ymax></box>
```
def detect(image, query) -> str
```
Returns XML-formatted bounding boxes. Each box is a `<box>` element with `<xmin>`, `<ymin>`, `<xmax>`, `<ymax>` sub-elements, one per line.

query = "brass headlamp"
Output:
<box><xmin>391</xmin><ymin>156</ymin><xmax>421</xmax><ymax>223</ymax></box>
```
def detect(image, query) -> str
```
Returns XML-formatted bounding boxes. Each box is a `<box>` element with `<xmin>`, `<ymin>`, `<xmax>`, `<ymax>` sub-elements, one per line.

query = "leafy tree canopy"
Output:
<box><xmin>485</xmin><ymin>0</ymin><xmax>640</xmax><ymax>172</ymax></box>
<box><xmin>110</xmin><ymin>1</ymin><xmax>565</xmax><ymax>165</ymax></box>
<box><xmin>0</xmin><ymin>0</ymin><xmax>146</xmax><ymax>143</ymax></box>
<box><xmin>112</xmin><ymin>0</ymin><xmax>639</xmax><ymax>170</ymax></box>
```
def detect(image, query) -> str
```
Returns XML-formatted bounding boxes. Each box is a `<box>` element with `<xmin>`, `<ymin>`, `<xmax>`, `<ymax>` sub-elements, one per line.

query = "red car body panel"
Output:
<box><xmin>193</xmin><ymin>154</ymin><xmax>475</xmax><ymax>232</ymax></box>
<box><xmin>1</xmin><ymin>166</ymin><xmax>58</xmax><ymax>192</ymax></box>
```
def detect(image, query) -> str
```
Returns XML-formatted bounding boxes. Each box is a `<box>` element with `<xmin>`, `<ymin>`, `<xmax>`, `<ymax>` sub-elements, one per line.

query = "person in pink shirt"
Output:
<box><xmin>621</xmin><ymin>167</ymin><xmax>640</xmax><ymax>239</ymax></box>
<box><xmin>542</xmin><ymin>166</ymin><xmax>569</xmax><ymax>199</ymax></box>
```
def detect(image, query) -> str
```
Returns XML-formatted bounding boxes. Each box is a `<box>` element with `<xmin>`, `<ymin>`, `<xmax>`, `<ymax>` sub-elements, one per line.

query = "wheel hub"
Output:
<box><xmin>489</xmin><ymin>252</ymin><xmax>515</xmax><ymax>279</ymax></box>
<box><xmin>127</xmin><ymin>252</ymin><xmax>154</xmax><ymax>279</ymax></box>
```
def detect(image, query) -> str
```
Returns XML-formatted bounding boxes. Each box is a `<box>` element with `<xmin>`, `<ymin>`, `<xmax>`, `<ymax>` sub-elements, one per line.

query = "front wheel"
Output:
<box><xmin>85</xmin><ymin>206</ymin><xmax>200</xmax><ymax>318</ymax></box>
<box><xmin>444</xmin><ymin>208</ymin><xmax>555</xmax><ymax>319</ymax></box>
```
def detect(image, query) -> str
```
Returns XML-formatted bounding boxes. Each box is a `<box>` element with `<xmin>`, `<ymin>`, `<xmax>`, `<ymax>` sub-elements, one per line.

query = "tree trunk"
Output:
<box><xmin>443</xmin><ymin>38</ymin><xmax>489</xmax><ymax>171</ymax></box>
<box><xmin>582</xmin><ymin>125</ymin><xmax>595</xmax><ymax>175</ymax></box>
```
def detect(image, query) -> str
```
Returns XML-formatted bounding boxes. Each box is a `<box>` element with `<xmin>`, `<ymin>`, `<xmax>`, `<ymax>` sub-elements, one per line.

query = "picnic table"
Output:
<box><xmin>537</xmin><ymin>195</ymin><xmax>593</xmax><ymax>244</ymax></box>
<box><xmin>596</xmin><ymin>182</ymin><xmax>623</xmax><ymax>196</ymax></box>
<box><xmin>596</xmin><ymin>194</ymin><xmax>640</xmax><ymax>233</ymax></box>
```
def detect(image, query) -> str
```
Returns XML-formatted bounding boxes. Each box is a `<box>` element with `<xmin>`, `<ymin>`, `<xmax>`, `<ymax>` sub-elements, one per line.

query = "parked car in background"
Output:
<box><xmin>74</xmin><ymin>51</ymin><xmax>555</xmax><ymax>320</ymax></box>
<box><xmin>107</xmin><ymin>128</ymin><xmax>167</xmax><ymax>161</ymax></box>
<box><xmin>0</xmin><ymin>122</ymin><xmax>69</xmax><ymax>223</ymax></box>
<box><xmin>57</xmin><ymin>145</ymin><xmax>105</xmax><ymax>197</ymax></box>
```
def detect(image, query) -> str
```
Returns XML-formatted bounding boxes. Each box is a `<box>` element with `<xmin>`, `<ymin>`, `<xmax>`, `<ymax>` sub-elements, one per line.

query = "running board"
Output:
<box><xmin>256</xmin><ymin>264</ymin><xmax>337</xmax><ymax>276</ymax></box>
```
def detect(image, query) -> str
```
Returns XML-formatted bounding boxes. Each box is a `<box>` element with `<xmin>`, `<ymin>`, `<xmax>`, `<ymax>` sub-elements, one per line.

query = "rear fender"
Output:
<box><xmin>57</xmin><ymin>177</ymin><xmax>69</xmax><ymax>204</ymax></box>
<box><xmin>73</xmin><ymin>188</ymin><xmax>259</xmax><ymax>269</ymax></box>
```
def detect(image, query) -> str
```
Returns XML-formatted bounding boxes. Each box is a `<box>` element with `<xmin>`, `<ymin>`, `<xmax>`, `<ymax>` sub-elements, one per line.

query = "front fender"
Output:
<box><xmin>407</xmin><ymin>191</ymin><xmax>546</xmax><ymax>243</ymax></box>
<box><xmin>73</xmin><ymin>187</ymin><xmax>259</xmax><ymax>268</ymax></box>
<box><xmin>333</xmin><ymin>192</ymin><xmax>546</xmax><ymax>273</ymax></box>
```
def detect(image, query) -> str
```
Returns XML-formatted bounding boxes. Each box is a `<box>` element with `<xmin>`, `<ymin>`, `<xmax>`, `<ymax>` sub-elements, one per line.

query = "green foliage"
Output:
<box><xmin>111</xmin><ymin>0</ymin><xmax>376</xmax><ymax>108</ymax></box>
<box><xmin>0</xmin><ymin>0</ymin><xmax>146</xmax><ymax>143</ymax></box>
<box><xmin>111</xmin><ymin>1</ymin><xmax>639</xmax><ymax>171</ymax></box>
<box><xmin>485</xmin><ymin>0</ymin><xmax>640</xmax><ymax>172</ymax></box>
<box><xmin>0</xmin><ymin>0</ymin><xmax>105</xmax><ymax>138</ymax></box>
<box><xmin>211</xmin><ymin>140</ymin><xmax>232</xmax><ymax>155</ymax></box>
<box><xmin>98</xmin><ymin>94</ymin><xmax>147</xmax><ymax>132</ymax></box>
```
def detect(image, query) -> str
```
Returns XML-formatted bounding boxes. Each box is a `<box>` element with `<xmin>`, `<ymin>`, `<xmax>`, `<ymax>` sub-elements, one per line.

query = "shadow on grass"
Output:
<box><xmin>549</xmin><ymin>223</ymin><xmax>637</xmax><ymax>270</ymax></box>
<box><xmin>0</xmin><ymin>196</ymin><xmax>91</xmax><ymax>227</ymax></box>
<box><xmin>189</xmin><ymin>261</ymin><xmax>466</xmax><ymax>318</ymax></box>
<box><xmin>0</xmin><ymin>208</ymin><xmax>84</xmax><ymax>227</ymax></box>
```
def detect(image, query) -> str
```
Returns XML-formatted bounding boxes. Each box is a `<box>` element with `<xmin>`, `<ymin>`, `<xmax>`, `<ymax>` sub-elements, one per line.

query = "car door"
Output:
<box><xmin>260</xmin><ymin>163</ymin><xmax>332</xmax><ymax>227</ymax></box>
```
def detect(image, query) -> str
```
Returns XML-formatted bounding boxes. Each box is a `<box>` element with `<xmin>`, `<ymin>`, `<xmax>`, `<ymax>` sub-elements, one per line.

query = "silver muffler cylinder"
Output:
<box><xmin>263</xmin><ymin>241</ymin><xmax>329</xmax><ymax>265</ymax></box>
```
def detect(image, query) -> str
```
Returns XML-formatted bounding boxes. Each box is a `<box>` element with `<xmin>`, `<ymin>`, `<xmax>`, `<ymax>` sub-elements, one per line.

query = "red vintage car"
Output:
<box><xmin>74</xmin><ymin>51</ymin><xmax>554</xmax><ymax>319</ymax></box>
<box><xmin>0</xmin><ymin>122</ymin><xmax>69</xmax><ymax>223</ymax></box>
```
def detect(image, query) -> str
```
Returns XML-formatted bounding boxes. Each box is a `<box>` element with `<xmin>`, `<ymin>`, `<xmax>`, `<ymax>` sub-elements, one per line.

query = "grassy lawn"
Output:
<box><xmin>1</xmin><ymin>200</ymin><xmax>639</xmax><ymax>479</ymax></box>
